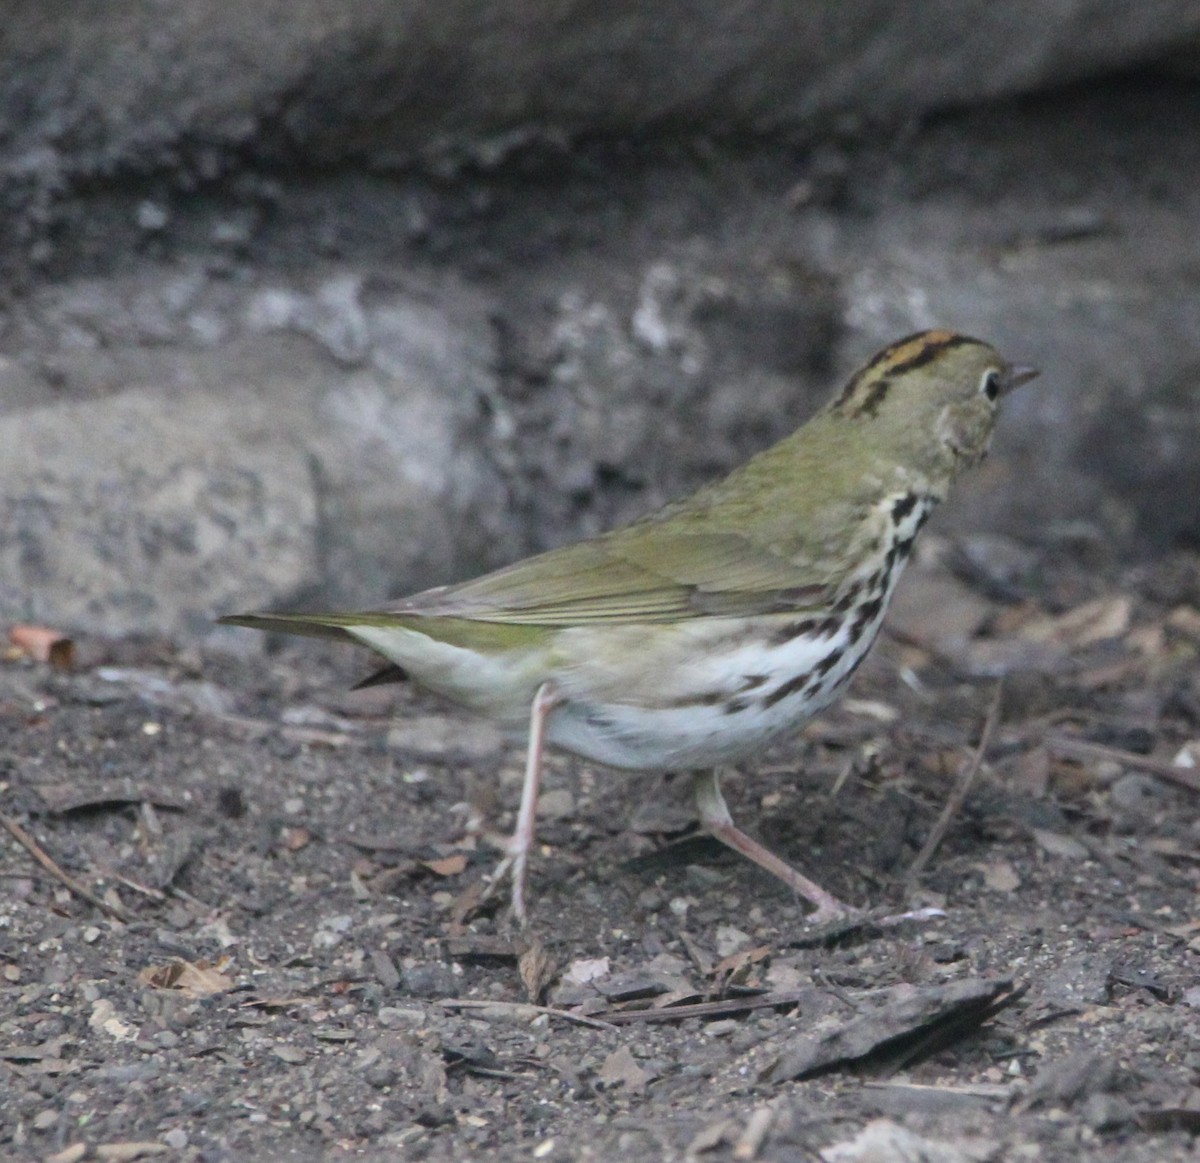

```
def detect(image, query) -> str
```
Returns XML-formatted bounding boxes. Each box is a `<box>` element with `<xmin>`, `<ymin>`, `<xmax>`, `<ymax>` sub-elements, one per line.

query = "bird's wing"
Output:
<box><xmin>388</xmin><ymin>525</ymin><xmax>834</xmax><ymax>625</ymax></box>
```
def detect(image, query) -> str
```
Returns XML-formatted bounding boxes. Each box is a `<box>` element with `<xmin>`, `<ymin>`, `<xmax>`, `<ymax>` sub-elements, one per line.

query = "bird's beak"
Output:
<box><xmin>1002</xmin><ymin>364</ymin><xmax>1040</xmax><ymax>395</ymax></box>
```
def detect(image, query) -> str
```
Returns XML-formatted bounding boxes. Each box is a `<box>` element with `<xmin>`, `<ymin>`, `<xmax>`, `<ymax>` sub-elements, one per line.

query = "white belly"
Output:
<box><xmin>544</xmin><ymin>601</ymin><xmax>889</xmax><ymax>771</ymax></box>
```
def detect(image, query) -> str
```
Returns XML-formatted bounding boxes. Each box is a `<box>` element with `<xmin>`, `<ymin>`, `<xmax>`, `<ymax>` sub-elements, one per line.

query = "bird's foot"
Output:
<box><xmin>692</xmin><ymin>768</ymin><xmax>856</xmax><ymax>920</ymax></box>
<box><xmin>475</xmin><ymin>841</ymin><xmax>530</xmax><ymax>927</ymax></box>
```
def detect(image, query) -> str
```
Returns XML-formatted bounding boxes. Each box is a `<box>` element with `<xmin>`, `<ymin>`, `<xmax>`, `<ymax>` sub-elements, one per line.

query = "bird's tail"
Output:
<box><xmin>218</xmin><ymin>611</ymin><xmax>369</xmax><ymax>642</ymax></box>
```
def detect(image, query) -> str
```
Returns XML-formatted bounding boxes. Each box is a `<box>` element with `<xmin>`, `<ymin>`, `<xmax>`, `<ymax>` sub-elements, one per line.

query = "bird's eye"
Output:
<box><xmin>980</xmin><ymin>370</ymin><xmax>1001</xmax><ymax>401</ymax></box>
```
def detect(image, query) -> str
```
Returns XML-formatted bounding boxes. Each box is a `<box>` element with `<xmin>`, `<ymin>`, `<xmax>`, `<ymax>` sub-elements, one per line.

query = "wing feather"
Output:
<box><xmin>387</xmin><ymin>525</ymin><xmax>832</xmax><ymax>625</ymax></box>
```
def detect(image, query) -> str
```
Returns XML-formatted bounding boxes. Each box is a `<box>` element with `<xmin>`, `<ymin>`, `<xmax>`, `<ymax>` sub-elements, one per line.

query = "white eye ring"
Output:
<box><xmin>980</xmin><ymin>370</ymin><xmax>1001</xmax><ymax>401</ymax></box>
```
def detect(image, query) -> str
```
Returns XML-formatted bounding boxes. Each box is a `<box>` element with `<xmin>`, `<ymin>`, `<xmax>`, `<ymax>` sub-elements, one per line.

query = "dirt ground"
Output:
<box><xmin>2</xmin><ymin>540</ymin><xmax>1199</xmax><ymax>1161</ymax></box>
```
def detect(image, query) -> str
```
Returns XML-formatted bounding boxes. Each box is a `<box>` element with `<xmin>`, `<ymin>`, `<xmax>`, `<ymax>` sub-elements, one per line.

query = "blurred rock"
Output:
<box><xmin>0</xmin><ymin>268</ymin><xmax>517</xmax><ymax>637</ymax></box>
<box><xmin>1075</xmin><ymin>362</ymin><xmax>1200</xmax><ymax>548</ymax></box>
<box><xmin>3</xmin><ymin>1</ymin><xmax>1199</xmax><ymax>199</ymax></box>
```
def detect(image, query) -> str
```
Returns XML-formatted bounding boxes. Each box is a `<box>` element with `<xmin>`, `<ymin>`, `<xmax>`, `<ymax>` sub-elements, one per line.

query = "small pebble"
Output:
<box><xmin>536</xmin><ymin>787</ymin><xmax>575</xmax><ymax>819</ymax></box>
<box><xmin>377</xmin><ymin>1006</ymin><xmax>428</xmax><ymax>1028</ymax></box>
<box><xmin>715</xmin><ymin>925</ymin><xmax>752</xmax><ymax>957</ymax></box>
<box><xmin>365</xmin><ymin>1063</ymin><xmax>399</xmax><ymax>1089</ymax></box>
<box><xmin>400</xmin><ymin>962</ymin><xmax>459</xmax><ymax>998</ymax></box>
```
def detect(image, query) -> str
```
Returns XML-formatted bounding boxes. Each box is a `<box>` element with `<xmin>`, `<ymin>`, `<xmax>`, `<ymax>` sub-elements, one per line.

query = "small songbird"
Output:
<box><xmin>222</xmin><ymin>330</ymin><xmax>1037</xmax><ymax>923</ymax></box>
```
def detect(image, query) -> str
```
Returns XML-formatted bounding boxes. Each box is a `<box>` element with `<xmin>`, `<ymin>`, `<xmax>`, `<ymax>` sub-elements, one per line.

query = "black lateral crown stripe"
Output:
<box><xmin>831</xmin><ymin>331</ymin><xmax>975</xmax><ymax>415</ymax></box>
<box><xmin>885</xmin><ymin>332</ymin><xmax>974</xmax><ymax>378</ymax></box>
<box><xmin>855</xmin><ymin>376</ymin><xmax>892</xmax><ymax>418</ymax></box>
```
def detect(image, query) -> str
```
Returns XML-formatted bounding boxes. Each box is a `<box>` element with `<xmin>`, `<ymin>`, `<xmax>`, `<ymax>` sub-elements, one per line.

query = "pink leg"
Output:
<box><xmin>487</xmin><ymin>682</ymin><xmax>560</xmax><ymax>924</ymax></box>
<box><xmin>692</xmin><ymin>768</ymin><xmax>854</xmax><ymax>923</ymax></box>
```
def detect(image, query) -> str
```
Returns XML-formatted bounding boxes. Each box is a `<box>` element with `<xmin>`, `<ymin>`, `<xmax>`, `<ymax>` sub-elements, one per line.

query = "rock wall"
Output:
<box><xmin>1</xmin><ymin>8</ymin><xmax>1198</xmax><ymax>635</ymax></box>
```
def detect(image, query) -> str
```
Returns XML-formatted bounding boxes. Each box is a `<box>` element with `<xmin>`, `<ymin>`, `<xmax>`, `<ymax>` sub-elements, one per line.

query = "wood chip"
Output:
<box><xmin>762</xmin><ymin>978</ymin><xmax>1019</xmax><ymax>1083</ymax></box>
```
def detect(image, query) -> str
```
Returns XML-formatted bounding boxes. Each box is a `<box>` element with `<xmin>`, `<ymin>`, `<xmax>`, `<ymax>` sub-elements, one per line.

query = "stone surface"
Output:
<box><xmin>0</xmin><ymin>267</ymin><xmax>515</xmax><ymax>636</ymax></box>
<box><xmin>2</xmin><ymin>1</ymin><xmax>1199</xmax><ymax>201</ymax></box>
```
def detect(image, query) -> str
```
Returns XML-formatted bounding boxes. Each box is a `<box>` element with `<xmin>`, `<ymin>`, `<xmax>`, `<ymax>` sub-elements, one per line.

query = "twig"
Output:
<box><xmin>908</xmin><ymin>682</ymin><xmax>1004</xmax><ymax>880</ymax></box>
<box><xmin>106</xmin><ymin>870</ymin><xmax>167</xmax><ymax>901</ymax></box>
<box><xmin>827</xmin><ymin>757</ymin><xmax>855</xmax><ymax>801</ymax></box>
<box><xmin>0</xmin><ymin>811</ymin><xmax>133</xmax><ymax>923</ymax></box>
<box><xmin>98</xmin><ymin>867</ymin><xmax>213</xmax><ymax>913</ymax></box>
<box><xmin>593</xmin><ymin>988</ymin><xmax>807</xmax><ymax>1025</ymax></box>
<box><xmin>437</xmin><ymin>997</ymin><xmax>616</xmax><ymax>1030</ymax></box>
<box><xmin>1042</xmin><ymin>734</ymin><xmax>1200</xmax><ymax>795</ymax></box>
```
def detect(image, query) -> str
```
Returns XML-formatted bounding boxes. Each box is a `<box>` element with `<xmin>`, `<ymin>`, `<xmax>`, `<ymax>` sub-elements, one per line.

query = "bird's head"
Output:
<box><xmin>825</xmin><ymin>330</ymin><xmax>1038</xmax><ymax>481</ymax></box>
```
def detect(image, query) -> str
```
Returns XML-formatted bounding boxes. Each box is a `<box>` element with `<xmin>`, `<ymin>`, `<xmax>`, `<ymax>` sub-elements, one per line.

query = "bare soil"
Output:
<box><xmin>2</xmin><ymin>547</ymin><xmax>1199</xmax><ymax>1161</ymax></box>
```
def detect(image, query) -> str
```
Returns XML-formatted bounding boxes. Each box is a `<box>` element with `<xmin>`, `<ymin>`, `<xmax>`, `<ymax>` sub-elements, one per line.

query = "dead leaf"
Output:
<box><xmin>711</xmin><ymin>945</ymin><xmax>771</xmax><ymax>988</ymax></box>
<box><xmin>1018</xmin><ymin>596</ymin><xmax>1131</xmax><ymax>648</ymax></box>
<box><xmin>518</xmin><ymin>938</ymin><xmax>557</xmax><ymax>1004</ymax></box>
<box><xmin>8</xmin><ymin>625</ymin><xmax>75</xmax><ymax>668</ymax></box>
<box><xmin>422</xmin><ymin>853</ymin><xmax>468</xmax><ymax>877</ymax></box>
<box><xmin>597</xmin><ymin>1045</ymin><xmax>653</xmax><ymax>1093</ymax></box>
<box><xmin>138</xmin><ymin>956</ymin><xmax>233</xmax><ymax>998</ymax></box>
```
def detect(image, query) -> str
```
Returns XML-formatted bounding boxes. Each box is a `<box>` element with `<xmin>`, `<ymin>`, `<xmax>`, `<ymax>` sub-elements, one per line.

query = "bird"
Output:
<box><xmin>221</xmin><ymin>329</ymin><xmax>1037</xmax><ymax>924</ymax></box>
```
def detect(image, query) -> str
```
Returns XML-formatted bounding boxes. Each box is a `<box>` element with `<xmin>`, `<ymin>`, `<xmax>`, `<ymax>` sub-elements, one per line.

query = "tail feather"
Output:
<box><xmin>218</xmin><ymin>611</ymin><xmax>367</xmax><ymax>643</ymax></box>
